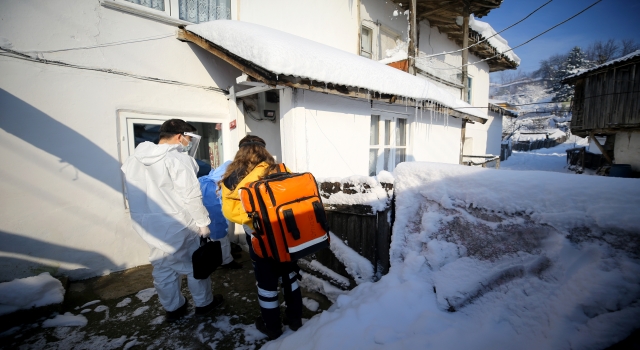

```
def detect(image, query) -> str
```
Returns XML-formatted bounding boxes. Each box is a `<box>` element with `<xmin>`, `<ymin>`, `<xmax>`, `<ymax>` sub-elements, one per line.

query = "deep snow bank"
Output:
<box><xmin>264</xmin><ymin>162</ymin><xmax>640</xmax><ymax>350</ymax></box>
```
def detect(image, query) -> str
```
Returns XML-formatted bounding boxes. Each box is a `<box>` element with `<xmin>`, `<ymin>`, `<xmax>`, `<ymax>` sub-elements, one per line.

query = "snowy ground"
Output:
<box><xmin>0</xmin><ymin>254</ymin><xmax>329</xmax><ymax>350</ymax></box>
<box><xmin>261</xmin><ymin>162</ymin><xmax>640</xmax><ymax>349</ymax></box>
<box><xmin>3</xmin><ymin>142</ymin><xmax>638</xmax><ymax>349</ymax></box>
<box><xmin>501</xmin><ymin>135</ymin><xmax>591</xmax><ymax>173</ymax></box>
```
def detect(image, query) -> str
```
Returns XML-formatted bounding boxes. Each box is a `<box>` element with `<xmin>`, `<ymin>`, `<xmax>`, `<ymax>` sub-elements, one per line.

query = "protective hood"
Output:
<box><xmin>133</xmin><ymin>142</ymin><xmax>182</xmax><ymax>166</ymax></box>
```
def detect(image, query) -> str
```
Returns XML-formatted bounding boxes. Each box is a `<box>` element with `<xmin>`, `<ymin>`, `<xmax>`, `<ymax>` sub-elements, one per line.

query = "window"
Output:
<box><xmin>124</xmin><ymin>0</ymin><xmax>165</xmax><ymax>11</ymax></box>
<box><xmin>120</xmin><ymin>114</ymin><xmax>225</xmax><ymax>178</ymax></box>
<box><xmin>369</xmin><ymin>115</ymin><xmax>407</xmax><ymax>176</ymax></box>
<box><xmin>179</xmin><ymin>0</ymin><xmax>231</xmax><ymax>23</ymax></box>
<box><xmin>467</xmin><ymin>76</ymin><xmax>473</xmax><ymax>104</ymax></box>
<box><xmin>361</xmin><ymin>26</ymin><xmax>373</xmax><ymax>59</ymax></box>
<box><xmin>108</xmin><ymin>0</ymin><xmax>231</xmax><ymax>24</ymax></box>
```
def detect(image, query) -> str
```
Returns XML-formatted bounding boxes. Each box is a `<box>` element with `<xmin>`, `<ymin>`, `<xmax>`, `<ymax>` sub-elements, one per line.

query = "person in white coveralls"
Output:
<box><xmin>121</xmin><ymin>119</ymin><xmax>223</xmax><ymax>321</ymax></box>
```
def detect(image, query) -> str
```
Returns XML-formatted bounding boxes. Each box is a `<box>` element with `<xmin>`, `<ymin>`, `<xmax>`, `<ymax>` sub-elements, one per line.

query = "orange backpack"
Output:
<box><xmin>238</xmin><ymin>164</ymin><xmax>330</xmax><ymax>262</ymax></box>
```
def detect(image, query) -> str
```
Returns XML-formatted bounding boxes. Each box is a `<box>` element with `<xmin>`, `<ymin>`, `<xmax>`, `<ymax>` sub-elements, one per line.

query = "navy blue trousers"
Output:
<box><xmin>246</xmin><ymin>234</ymin><xmax>302</xmax><ymax>334</ymax></box>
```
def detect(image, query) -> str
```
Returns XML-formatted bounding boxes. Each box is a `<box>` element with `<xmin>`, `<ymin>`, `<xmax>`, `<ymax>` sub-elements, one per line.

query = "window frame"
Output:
<box><xmin>368</xmin><ymin>114</ymin><xmax>408</xmax><ymax>176</ymax></box>
<box><xmin>467</xmin><ymin>76</ymin><xmax>473</xmax><ymax>104</ymax></box>
<box><xmin>116</xmin><ymin>110</ymin><xmax>228</xmax><ymax>209</ymax></box>
<box><xmin>101</xmin><ymin>0</ymin><xmax>231</xmax><ymax>26</ymax></box>
<box><xmin>360</xmin><ymin>25</ymin><xmax>374</xmax><ymax>59</ymax></box>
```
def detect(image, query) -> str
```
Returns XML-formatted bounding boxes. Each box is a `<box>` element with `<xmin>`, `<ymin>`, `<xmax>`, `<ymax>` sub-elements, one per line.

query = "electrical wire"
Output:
<box><xmin>422</xmin><ymin>0</ymin><xmax>603</xmax><ymax>70</ymax></box>
<box><xmin>424</xmin><ymin>0</ymin><xmax>554</xmax><ymax>59</ymax></box>
<box><xmin>0</xmin><ymin>46</ymin><xmax>227</xmax><ymax>94</ymax></box>
<box><xmin>453</xmin><ymin>90</ymin><xmax>640</xmax><ymax>110</ymax></box>
<box><xmin>22</xmin><ymin>34</ymin><xmax>174</xmax><ymax>54</ymax></box>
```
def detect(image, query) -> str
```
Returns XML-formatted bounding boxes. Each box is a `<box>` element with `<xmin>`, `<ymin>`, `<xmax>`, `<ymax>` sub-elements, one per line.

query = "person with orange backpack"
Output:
<box><xmin>219</xmin><ymin>135</ymin><xmax>302</xmax><ymax>340</ymax></box>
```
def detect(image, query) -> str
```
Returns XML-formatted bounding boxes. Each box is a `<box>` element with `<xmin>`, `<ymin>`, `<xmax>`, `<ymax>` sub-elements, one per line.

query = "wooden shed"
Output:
<box><xmin>564</xmin><ymin>50</ymin><xmax>640</xmax><ymax>175</ymax></box>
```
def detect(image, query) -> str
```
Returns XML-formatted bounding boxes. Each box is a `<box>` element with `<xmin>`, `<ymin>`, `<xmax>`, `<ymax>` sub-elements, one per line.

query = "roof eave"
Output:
<box><xmin>178</xmin><ymin>29</ymin><xmax>487</xmax><ymax>124</ymax></box>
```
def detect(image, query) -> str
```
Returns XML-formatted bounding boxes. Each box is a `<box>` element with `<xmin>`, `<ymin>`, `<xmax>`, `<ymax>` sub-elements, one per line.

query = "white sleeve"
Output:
<box><xmin>167</xmin><ymin>156</ymin><xmax>211</xmax><ymax>227</ymax></box>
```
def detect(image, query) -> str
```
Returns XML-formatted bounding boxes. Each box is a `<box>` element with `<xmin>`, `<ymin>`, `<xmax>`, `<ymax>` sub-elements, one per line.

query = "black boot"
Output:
<box><xmin>195</xmin><ymin>294</ymin><xmax>224</xmax><ymax>316</ymax></box>
<box><xmin>255</xmin><ymin>316</ymin><xmax>282</xmax><ymax>340</ymax></box>
<box><xmin>165</xmin><ymin>300</ymin><xmax>189</xmax><ymax>322</ymax></box>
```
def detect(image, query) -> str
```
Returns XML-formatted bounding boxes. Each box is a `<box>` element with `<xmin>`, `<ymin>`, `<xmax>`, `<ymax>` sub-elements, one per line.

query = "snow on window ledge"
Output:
<box><xmin>101</xmin><ymin>0</ymin><xmax>191</xmax><ymax>27</ymax></box>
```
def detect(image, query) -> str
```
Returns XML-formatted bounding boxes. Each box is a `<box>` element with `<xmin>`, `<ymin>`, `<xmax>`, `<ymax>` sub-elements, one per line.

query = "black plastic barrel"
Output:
<box><xmin>609</xmin><ymin>164</ymin><xmax>632</xmax><ymax>178</ymax></box>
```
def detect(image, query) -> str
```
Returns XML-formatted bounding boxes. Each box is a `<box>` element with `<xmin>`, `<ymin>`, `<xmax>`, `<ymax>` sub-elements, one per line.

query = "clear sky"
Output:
<box><xmin>482</xmin><ymin>0</ymin><xmax>640</xmax><ymax>74</ymax></box>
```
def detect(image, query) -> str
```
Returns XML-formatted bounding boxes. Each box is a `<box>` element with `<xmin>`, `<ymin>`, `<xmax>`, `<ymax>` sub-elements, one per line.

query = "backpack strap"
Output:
<box><xmin>277</xmin><ymin>163</ymin><xmax>288</xmax><ymax>174</ymax></box>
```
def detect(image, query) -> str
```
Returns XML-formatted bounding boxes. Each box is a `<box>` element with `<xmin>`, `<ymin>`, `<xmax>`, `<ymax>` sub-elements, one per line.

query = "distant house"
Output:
<box><xmin>563</xmin><ymin>50</ymin><xmax>640</xmax><ymax>176</ymax></box>
<box><xmin>0</xmin><ymin>0</ymin><xmax>517</xmax><ymax>281</ymax></box>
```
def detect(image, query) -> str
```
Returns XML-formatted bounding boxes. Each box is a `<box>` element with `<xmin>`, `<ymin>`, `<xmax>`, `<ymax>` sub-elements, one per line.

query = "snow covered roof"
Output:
<box><xmin>182</xmin><ymin>20</ymin><xmax>488</xmax><ymax>123</ymax></box>
<box><xmin>488</xmin><ymin>101</ymin><xmax>518</xmax><ymax>117</ymax></box>
<box><xmin>469</xmin><ymin>16</ymin><xmax>521</xmax><ymax>67</ymax></box>
<box><xmin>565</xmin><ymin>50</ymin><xmax>640</xmax><ymax>81</ymax></box>
<box><xmin>387</xmin><ymin>0</ymin><xmax>518</xmax><ymax>72</ymax></box>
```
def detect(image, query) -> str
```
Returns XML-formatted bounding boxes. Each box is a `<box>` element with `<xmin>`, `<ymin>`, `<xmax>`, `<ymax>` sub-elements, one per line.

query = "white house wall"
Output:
<box><xmin>237</xmin><ymin>0</ymin><xmax>359</xmax><ymax>54</ymax></box>
<box><xmin>409</xmin><ymin>107</ymin><xmax>464</xmax><ymax>164</ymax></box>
<box><xmin>465</xmin><ymin>112</ymin><xmax>503</xmax><ymax>156</ymax></box>
<box><xmin>417</xmin><ymin>20</ymin><xmax>491</xmax><ymax>110</ymax></box>
<box><xmin>278</xmin><ymin>88</ymin><xmax>464</xmax><ymax>177</ymax></box>
<box><xmin>279</xmin><ymin>89</ymin><xmax>371</xmax><ymax>178</ymax></box>
<box><xmin>0</xmin><ymin>0</ymin><xmax>239</xmax><ymax>281</ymax></box>
<box><xmin>614</xmin><ymin>131</ymin><xmax>640</xmax><ymax>171</ymax></box>
<box><xmin>359</xmin><ymin>0</ymin><xmax>407</xmax><ymax>60</ymax></box>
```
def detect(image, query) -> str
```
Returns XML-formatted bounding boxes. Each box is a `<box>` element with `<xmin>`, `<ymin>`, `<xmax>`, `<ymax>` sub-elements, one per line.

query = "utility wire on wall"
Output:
<box><xmin>22</xmin><ymin>34</ymin><xmax>174</xmax><ymax>54</ymax></box>
<box><xmin>0</xmin><ymin>46</ymin><xmax>228</xmax><ymax>94</ymax></box>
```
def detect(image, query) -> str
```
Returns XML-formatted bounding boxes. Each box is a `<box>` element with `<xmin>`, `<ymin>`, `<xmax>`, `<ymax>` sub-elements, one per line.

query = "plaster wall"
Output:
<box><xmin>359</xmin><ymin>1</ymin><xmax>491</xmax><ymax>109</ymax></box>
<box><xmin>279</xmin><ymin>89</ymin><xmax>464</xmax><ymax>177</ymax></box>
<box><xmin>614</xmin><ymin>131</ymin><xmax>640</xmax><ymax>171</ymax></box>
<box><xmin>238</xmin><ymin>0</ymin><xmax>359</xmax><ymax>54</ymax></box>
<box><xmin>279</xmin><ymin>89</ymin><xmax>371</xmax><ymax>177</ymax></box>
<box><xmin>0</xmin><ymin>0</ymin><xmax>239</xmax><ymax>281</ymax></box>
<box><xmin>418</xmin><ymin>21</ymin><xmax>491</xmax><ymax>109</ymax></box>
<box><xmin>466</xmin><ymin>112</ymin><xmax>503</xmax><ymax>156</ymax></box>
<box><xmin>409</xmin><ymin>107</ymin><xmax>464</xmax><ymax>164</ymax></box>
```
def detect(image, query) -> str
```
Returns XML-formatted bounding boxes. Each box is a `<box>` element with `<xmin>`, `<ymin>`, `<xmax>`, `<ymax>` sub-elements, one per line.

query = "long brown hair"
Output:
<box><xmin>219</xmin><ymin>135</ymin><xmax>280</xmax><ymax>190</ymax></box>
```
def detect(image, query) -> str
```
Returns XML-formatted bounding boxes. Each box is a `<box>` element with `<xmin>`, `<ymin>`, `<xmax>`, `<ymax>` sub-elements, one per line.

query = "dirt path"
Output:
<box><xmin>0</xmin><ymin>251</ymin><xmax>331</xmax><ymax>349</ymax></box>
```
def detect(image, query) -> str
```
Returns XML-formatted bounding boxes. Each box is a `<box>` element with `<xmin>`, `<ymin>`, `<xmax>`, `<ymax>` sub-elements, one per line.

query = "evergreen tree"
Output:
<box><xmin>551</xmin><ymin>46</ymin><xmax>591</xmax><ymax>102</ymax></box>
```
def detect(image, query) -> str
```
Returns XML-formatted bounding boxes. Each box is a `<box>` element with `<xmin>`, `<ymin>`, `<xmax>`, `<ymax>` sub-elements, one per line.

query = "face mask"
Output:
<box><xmin>182</xmin><ymin>138</ymin><xmax>193</xmax><ymax>153</ymax></box>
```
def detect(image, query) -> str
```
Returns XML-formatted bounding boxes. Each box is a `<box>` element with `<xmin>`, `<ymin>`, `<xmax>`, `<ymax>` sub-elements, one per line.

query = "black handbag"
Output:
<box><xmin>192</xmin><ymin>237</ymin><xmax>223</xmax><ymax>279</ymax></box>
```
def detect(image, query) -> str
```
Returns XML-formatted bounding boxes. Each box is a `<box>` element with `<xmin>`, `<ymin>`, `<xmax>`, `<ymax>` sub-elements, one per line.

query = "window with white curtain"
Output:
<box><xmin>179</xmin><ymin>0</ymin><xmax>231</xmax><ymax>23</ymax></box>
<box><xmin>124</xmin><ymin>0</ymin><xmax>165</xmax><ymax>11</ymax></box>
<box><xmin>369</xmin><ymin>115</ymin><xmax>407</xmax><ymax>176</ymax></box>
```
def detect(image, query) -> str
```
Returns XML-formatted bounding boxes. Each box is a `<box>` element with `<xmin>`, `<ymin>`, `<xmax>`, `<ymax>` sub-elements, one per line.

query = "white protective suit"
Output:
<box><xmin>121</xmin><ymin>142</ymin><xmax>213</xmax><ymax>312</ymax></box>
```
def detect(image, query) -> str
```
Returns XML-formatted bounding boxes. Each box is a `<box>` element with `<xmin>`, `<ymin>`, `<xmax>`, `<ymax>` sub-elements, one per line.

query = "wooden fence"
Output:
<box><xmin>302</xmin><ymin>181</ymin><xmax>394</xmax><ymax>289</ymax></box>
<box><xmin>512</xmin><ymin>134</ymin><xmax>568</xmax><ymax>152</ymax></box>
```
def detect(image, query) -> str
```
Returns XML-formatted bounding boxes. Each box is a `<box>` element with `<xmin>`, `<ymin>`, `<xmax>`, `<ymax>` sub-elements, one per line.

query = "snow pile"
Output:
<box><xmin>42</xmin><ymin>313</ymin><xmax>88</xmax><ymax>328</ymax></box>
<box><xmin>186</xmin><ymin>21</ymin><xmax>488</xmax><ymax>120</ymax></box>
<box><xmin>302</xmin><ymin>297</ymin><xmax>320</xmax><ymax>312</ymax></box>
<box><xmin>298</xmin><ymin>271</ymin><xmax>346</xmax><ymax>304</ymax></box>
<box><xmin>468</xmin><ymin>15</ymin><xmax>521</xmax><ymax>65</ymax></box>
<box><xmin>263</xmin><ymin>162</ymin><xmax>640</xmax><ymax>349</ymax></box>
<box><xmin>318</xmin><ymin>174</ymin><xmax>393</xmax><ymax>213</ymax></box>
<box><xmin>305</xmin><ymin>260</ymin><xmax>350</xmax><ymax>288</ymax></box>
<box><xmin>379</xmin><ymin>40</ymin><xmax>408</xmax><ymax>65</ymax></box>
<box><xmin>329</xmin><ymin>232</ymin><xmax>374</xmax><ymax>285</ymax></box>
<box><xmin>0</xmin><ymin>272</ymin><xmax>65</xmax><ymax>316</ymax></box>
<box><xmin>135</xmin><ymin>288</ymin><xmax>156</xmax><ymax>302</ymax></box>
